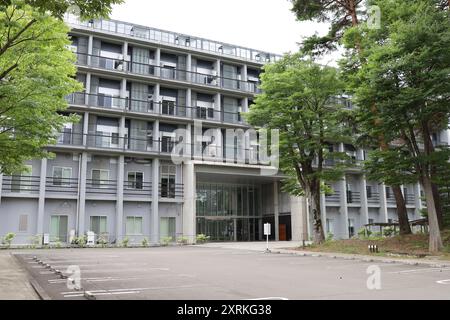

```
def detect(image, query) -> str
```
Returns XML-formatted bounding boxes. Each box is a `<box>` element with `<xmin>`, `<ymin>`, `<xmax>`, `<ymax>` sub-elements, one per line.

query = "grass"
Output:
<box><xmin>299</xmin><ymin>229</ymin><xmax>450</xmax><ymax>260</ymax></box>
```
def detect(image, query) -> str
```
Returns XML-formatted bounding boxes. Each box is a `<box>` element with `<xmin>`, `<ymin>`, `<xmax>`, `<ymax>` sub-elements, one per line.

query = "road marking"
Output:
<box><xmin>437</xmin><ymin>279</ymin><xmax>450</xmax><ymax>285</ymax></box>
<box><xmin>389</xmin><ymin>267</ymin><xmax>450</xmax><ymax>274</ymax></box>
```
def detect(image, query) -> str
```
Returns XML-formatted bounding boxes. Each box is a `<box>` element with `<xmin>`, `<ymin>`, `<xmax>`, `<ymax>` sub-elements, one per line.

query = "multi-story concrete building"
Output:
<box><xmin>0</xmin><ymin>15</ymin><xmax>426</xmax><ymax>245</ymax></box>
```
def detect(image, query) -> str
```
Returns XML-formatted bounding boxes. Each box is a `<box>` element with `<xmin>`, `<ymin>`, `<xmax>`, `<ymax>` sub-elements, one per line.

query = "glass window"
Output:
<box><xmin>11</xmin><ymin>165</ymin><xmax>32</xmax><ymax>192</ymax></box>
<box><xmin>160</xmin><ymin>165</ymin><xmax>176</xmax><ymax>198</ymax></box>
<box><xmin>90</xmin><ymin>216</ymin><xmax>107</xmax><ymax>235</ymax></box>
<box><xmin>53</xmin><ymin>167</ymin><xmax>72</xmax><ymax>186</ymax></box>
<box><xmin>127</xmin><ymin>172</ymin><xmax>144</xmax><ymax>190</ymax></box>
<box><xmin>50</xmin><ymin>215</ymin><xmax>68</xmax><ymax>242</ymax></box>
<box><xmin>160</xmin><ymin>217</ymin><xmax>176</xmax><ymax>240</ymax></box>
<box><xmin>92</xmin><ymin>169</ymin><xmax>110</xmax><ymax>188</ymax></box>
<box><xmin>366</xmin><ymin>186</ymin><xmax>373</xmax><ymax>199</ymax></box>
<box><xmin>126</xmin><ymin>216</ymin><xmax>143</xmax><ymax>235</ymax></box>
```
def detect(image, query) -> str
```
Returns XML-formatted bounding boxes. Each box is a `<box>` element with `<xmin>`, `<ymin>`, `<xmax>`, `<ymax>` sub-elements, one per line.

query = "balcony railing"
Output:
<box><xmin>74</xmin><ymin>53</ymin><xmax>262</xmax><ymax>94</ymax></box>
<box><xmin>86</xmin><ymin>179</ymin><xmax>117</xmax><ymax>195</ymax></box>
<box><xmin>159</xmin><ymin>183</ymin><xmax>184</xmax><ymax>199</ymax></box>
<box><xmin>347</xmin><ymin>191</ymin><xmax>361</xmax><ymax>204</ymax></box>
<box><xmin>65</xmin><ymin>14</ymin><xmax>281</xmax><ymax>64</ymax></box>
<box><xmin>66</xmin><ymin>92</ymin><xmax>246</xmax><ymax>125</ymax></box>
<box><xmin>1</xmin><ymin>176</ymin><xmax>40</xmax><ymax>194</ymax></box>
<box><xmin>46</xmin><ymin>177</ymin><xmax>79</xmax><ymax>195</ymax></box>
<box><xmin>326</xmin><ymin>191</ymin><xmax>340</xmax><ymax>203</ymax></box>
<box><xmin>124</xmin><ymin>181</ymin><xmax>152</xmax><ymax>197</ymax></box>
<box><xmin>367</xmin><ymin>192</ymin><xmax>380</xmax><ymax>204</ymax></box>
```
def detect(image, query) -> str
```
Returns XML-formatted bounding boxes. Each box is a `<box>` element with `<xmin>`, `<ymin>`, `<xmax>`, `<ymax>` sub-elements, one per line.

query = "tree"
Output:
<box><xmin>291</xmin><ymin>0</ymin><xmax>413</xmax><ymax>234</ymax></box>
<box><xmin>246</xmin><ymin>54</ymin><xmax>351</xmax><ymax>244</ymax></box>
<box><xmin>0</xmin><ymin>0</ymin><xmax>122</xmax><ymax>174</ymax></box>
<box><xmin>352</xmin><ymin>0</ymin><xmax>450</xmax><ymax>252</ymax></box>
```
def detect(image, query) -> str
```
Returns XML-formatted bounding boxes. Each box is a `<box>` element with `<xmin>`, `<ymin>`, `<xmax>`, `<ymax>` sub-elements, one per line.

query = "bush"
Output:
<box><xmin>383</xmin><ymin>227</ymin><xmax>396</xmax><ymax>237</ymax></box>
<box><xmin>141</xmin><ymin>238</ymin><xmax>149</xmax><ymax>247</ymax></box>
<box><xmin>97</xmin><ymin>237</ymin><xmax>108</xmax><ymax>248</ymax></box>
<box><xmin>72</xmin><ymin>236</ymin><xmax>87</xmax><ymax>248</ymax></box>
<box><xmin>1</xmin><ymin>233</ymin><xmax>16</xmax><ymax>248</ymax></box>
<box><xmin>196</xmin><ymin>234</ymin><xmax>210</xmax><ymax>244</ymax></box>
<box><xmin>177</xmin><ymin>236</ymin><xmax>189</xmax><ymax>245</ymax></box>
<box><xmin>358</xmin><ymin>228</ymin><xmax>372</xmax><ymax>239</ymax></box>
<box><xmin>121</xmin><ymin>237</ymin><xmax>130</xmax><ymax>248</ymax></box>
<box><xmin>161</xmin><ymin>237</ymin><xmax>173</xmax><ymax>246</ymax></box>
<box><xmin>326</xmin><ymin>232</ymin><xmax>334</xmax><ymax>242</ymax></box>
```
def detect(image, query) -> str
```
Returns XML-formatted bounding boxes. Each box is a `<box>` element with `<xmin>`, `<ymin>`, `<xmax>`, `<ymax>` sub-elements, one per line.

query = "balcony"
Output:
<box><xmin>326</xmin><ymin>191</ymin><xmax>340</xmax><ymax>203</ymax></box>
<box><xmin>74</xmin><ymin>53</ymin><xmax>262</xmax><ymax>94</ymax></box>
<box><xmin>347</xmin><ymin>191</ymin><xmax>361</xmax><ymax>205</ymax></box>
<box><xmin>66</xmin><ymin>92</ymin><xmax>245</xmax><ymax>125</ymax></box>
<box><xmin>124</xmin><ymin>181</ymin><xmax>152</xmax><ymax>197</ymax></box>
<box><xmin>46</xmin><ymin>177</ymin><xmax>79</xmax><ymax>195</ymax></box>
<box><xmin>65</xmin><ymin>14</ymin><xmax>281</xmax><ymax>64</ymax></box>
<box><xmin>1</xmin><ymin>176</ymin><xmax>40</xmax><ymax>194</ymax></box>
<box><xmin>86</xmin><ymin>179</ymin><xmax>117</xmax><ymax>195</ymax></box>
<box><xmin>159</xmin><ymin>183</ymin><xmax>184</xmax><ymax>199</ymax></box>
<box><xmin>367</xmin><ymin>192</ymin><xmax>380</xmax><ymax>204</ymax></box>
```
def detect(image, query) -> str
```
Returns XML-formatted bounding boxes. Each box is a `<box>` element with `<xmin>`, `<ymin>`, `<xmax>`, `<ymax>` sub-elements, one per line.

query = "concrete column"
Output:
<box><xmin>116</xmin><ymin>155</ymin><xmax>124</xmax><ymax>241</ymax></box>
<box><xmin>87</xmin><ymin>35</ymin><xmax>93</xmax><ymax>66</ymax></box>
<box><xmin>360</xmin><ymin>175</ymin><xmax>370</xmax><ymax>226</ymax></box>
<box><xmin>186</xmin><ymin>123</ymin><xmax>192</xmax><ymax>159</ymax></box>
<box><xmin>154</xmin><ymin>84</ymin><xmax>161</xmax><ymax>114</ymax></box>
<box><xmin>241</xmin><ymin>98</ymin><xmax>248</xmax><ymax>123</ymax></box>
<box><xmin>339</xmin><ymin>176</ymin><xmax>350</xmax><ymax>239</ymax></box>
<box><xmin>320</xmin><ymin>192</ymin><xmax>327</xmax><ymax>234</ymax></box>
<box><xmin>216</xmin><ymin>59</ymin><xmax>221</xmax><ymax>86</ymax></box>
<box><xmin>155</xmin><ymin>48</ymin><xmax>161</xmax><ymax>77</ymax></box>
<box><xmin>83</xmin><ymin>112</ymin><xmax>89</xmax><ymax>146</ymax></box>
<box><xmin>379</xmin><ymin>183</ymin><xmax>389</xmax><ymax>223</ymax></box>
<box><xmin>187</xmin><ymin>54</ymin><xmax>192</xmax><ymax>82</ymax></box>
<box><xmin>290</xmin><ymin>196</ymin><xmax>308</xmax><ymax>242</ymax></box>
<box><xmin>0</xmin><ymin>174</ymin><xmax>3</xmax><ymax>208</ymax></box>
<box><xmin>154</xmin><ymin>120</ymin><xmax>160</xmax><ymax>153</ymax></box>
<box><xmin>37</xmin><ymin>158</ymin><xmax>47</xmax><ymax>236</ymax></box>
<box><xmin>273</xmin><ymin>181</ymin><xmax>280</xmax><ymax>241</ymax></box>
<box><xmin>182</xmin><ymin>162</ymin><xmax>196</xmax><ymax>243</ymax></box>
<box><xmin>414</xmin><ymin>182</ymin><xmax>423</xmax><ymax>217</ymax></box>
<box><xmin>151</xmin><ymin>158</ymin><xmax>160</xmax><ymax>244</ymax></box>
<box><xmin>85</xmin><ymin>72</ymin><xmax>92</xmax><ymax>106</ymax></box>
<box><xmin>122</xmin><ymin>41</ymin><xmax>128</xmax><ymax>59</ymax></box>
<box><xmin>78</xmin><ymin>152</ymin><xmax>88</xmax><ymax>236</ymax></box>
<box><xmin>186</xmin><ymin>88</ymin><xmax>192</xmax><ymax>119</ymax></box>
<box><xmin>119</xmin><ymin>116</ymin><xmax>126</xmax><ymax>150</ymax></box>
<box><xmin>121</xmin><ymin>78</ymin><xmax>127</xmax><ymax>99</ymax></box>
<box><xmin>241</xmin><ymin>64</ymin><xmax>248</xmax><ymax>92</ymax></box>
<box><xmin>215</xmin><ymin>93</ymin><xmax>221</xmax><ymax>121</ymax></box>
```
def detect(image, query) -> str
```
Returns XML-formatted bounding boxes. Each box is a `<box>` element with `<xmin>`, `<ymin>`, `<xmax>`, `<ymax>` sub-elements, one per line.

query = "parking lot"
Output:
<box><xmin>14</xmin><ymin>246</ymin><xmax>450</xmax><ymax>300</ymax></box>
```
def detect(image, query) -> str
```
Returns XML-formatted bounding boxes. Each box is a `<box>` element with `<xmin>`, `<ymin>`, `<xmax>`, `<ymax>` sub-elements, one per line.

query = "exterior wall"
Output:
<box><xmin>0</xmin><ymin>198</ymin><xmax>39</xmax><ymax>245</ymax></box>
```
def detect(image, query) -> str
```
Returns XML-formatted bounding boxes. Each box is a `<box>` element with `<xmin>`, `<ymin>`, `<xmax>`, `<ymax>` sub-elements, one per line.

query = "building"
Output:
<box><xmin>0</xmin><ymin>15</ymin><xmax>426</xmax><ymax>246</ymax></box>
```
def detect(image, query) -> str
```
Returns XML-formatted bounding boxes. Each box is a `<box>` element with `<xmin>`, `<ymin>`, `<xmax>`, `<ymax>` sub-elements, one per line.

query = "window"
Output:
<box><xmin>326</xmin><ymin>219</ymin><xmax>334</xmax><ymax>235</ymax></box>
<box><xmin>127</xmin><ymin>172</ymin><xmax>144</xmax><ymax>190</ymax></box>
<box><xmin>92</xmin><ymin>169</ymin><xmax>110</xmax><ymax>188</ymax></box>
<box><xmin>160</xmin><ymin>217</ymin><xmax>176</xmax><ymax>241</ymax></box>
<box><xmin>19</xmin><ymin>215</ymin><xmax>28</xmax><ymax>232</ymax></box>
<box><xmin>53</xmin><ymin>167</ymin><xmax>72</xmax><ymax>186</ymax></box>
<box><xmin>386</xmin><ymin>186</ymin><xmax>391</xmax><ymax>198</ymax></box>
<box><xmin>162</xmin><ymin>99</ymin><xmax>175</xmax><ymax>115</ymax></box>
<box><xmin>366</xmin><ymin>186</ymin><xmax>373</xmax><ymax>199</ymax></box>
<box><xmin>160</xmin><ymin>165</ymin><xmax>176</xmax><ymax>198</ymax></box>
<box><xmin>126</xmin><ymin>216</ymin><xmax>143</xmax><ymax>235</ymax></box>
<box><xmin>50</xmin><ymin>215</ymin><xmax>68</xmax><ymax>242</ymax></box>
<box><xmin>11</xmin><ymin>165</ymin><xmax>32</xmax><ymax>192</ymax></box>
<box><xmin>404</xmin><ymin>188</ymin><xmax>408</xmax><ymax>201</ymax></box>
<box><xmin>90</xmin><ymin>216</ymin><xmax>107</xmax><ymax>235</ymax></box>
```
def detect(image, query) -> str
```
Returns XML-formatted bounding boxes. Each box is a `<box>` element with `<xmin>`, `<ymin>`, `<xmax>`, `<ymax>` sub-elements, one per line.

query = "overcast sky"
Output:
<box><xmin>110</xmin><ymin>0</ymin><xmax>340</xmax><ymax>65</ymax></box>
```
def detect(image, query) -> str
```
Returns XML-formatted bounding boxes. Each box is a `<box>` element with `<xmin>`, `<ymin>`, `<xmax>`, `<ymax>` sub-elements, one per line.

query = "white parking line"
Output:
<box><xmin>437</xmin><ymin>279</ymin><xmax>450</xmax><ymax>285</ymax></box>
<box><xmin>389</xmin><ymin>267</ymin><xmax>450</xmax><ymax>274</ymax></box>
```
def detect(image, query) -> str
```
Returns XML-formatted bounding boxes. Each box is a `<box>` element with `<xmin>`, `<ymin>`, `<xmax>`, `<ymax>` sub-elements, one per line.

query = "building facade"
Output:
<box><xmin>0</xmin><ymin>15</ymin><xmax>427</xmax><ymax>245</ymax></box>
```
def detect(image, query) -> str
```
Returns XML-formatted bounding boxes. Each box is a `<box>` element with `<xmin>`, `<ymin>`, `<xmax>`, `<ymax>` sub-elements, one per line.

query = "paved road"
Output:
<box><xmin>13</xmin><ymin>246</ymin><xmax>450</xmax><ymax>300</ymax></box>
<box><xmin>0</xmin><ymin>251</ymin><xmax>38</xmax><ymax>300</ymax></box>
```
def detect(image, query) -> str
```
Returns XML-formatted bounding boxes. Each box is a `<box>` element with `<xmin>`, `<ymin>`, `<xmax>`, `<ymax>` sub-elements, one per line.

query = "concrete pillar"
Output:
<box><xmin>119</xmin><ymin>116</ymin><xmax>126</xmax><ymax>150</ymax></box>
<box><xmin>241</xmin><ymin>98</ymin><xmax>248</xmax><ymax>123</ymax></box>
<box><xmin>360</xmin><ymin>175</ymin><xmax>369</xmax><ymax>226</ymax></box>
<box><xmin>123</xmin><ymin>41</ymin><xmax>128</xmax><ymax>59</ymax></box>
<box><xmin>116</xmin><ymin>155</ymin><xmax>124</xmax><ymax>241</ymax></box>
<box><xmin>339</xmin><ymin>176</ymin><xmax>350</xmax><ymax>239</ymax></box>
<box><xmin>187</xmin><ymin>54</ymin><xmax>192</xmax><ymax>82</ymax></box>
<box><xmin>320</xmin><ymin>191</ymin><xmax>327</xmax><ymax>233</ymax></box>
<box><xmin>83</xmin><ymin>112</ymin><xmax>89</xmax><ymax>146</ymax></box>
<box><xmin>0</xmin><ymin>174</ymin><xmax>3</xmax><ymax>208</ymax></box>
<box><xmin>273</xmin><ymin>181</ymin><xmax>280</xmax><ymax>241</ymax></box>
<box><xmin>216</xmin><ymin>59</ymin><xmax>221</xmax><ymax>86</ymax></box>
<box><xmin>290</xmin><ymin>196</ymin><xmax>308</xmax><ymax>242</ymax></box>
<box><xmin>78</xmin><ymin>152</ymin><xmax>88</xmax><ymax>236</ymax></box>
<box><xmin>85</xmin><ymin>73</ymin><xmax>91</xmax><ymax>105</ymax></box>
<box><xmin>154</xmin><ymin>120</ymin><xmax>160</xmax><ymax>153</ymax></box>
<box><xmin>87</xmin><ymin>35</ymin><xmax>93</xmax><ymax>65</ymax></box>
<box><xmin>215</xmin><ymin>93</ymin><xmax>221</xmax><ymax>121</ymax></box>
<box><xmin>186</xmin><ymin>88</ymin><xmax>192</xmax><ymax>119</ymax></box>
<box><xmin>37</xmin><ymin>158</ymin><xmax>47</xmax><ymax>236</ymax></box>
<box><xmin>241</xmin><ymin>64</ymin><xmax>248</xmax><ymax>92</ymax></box>
<box><xmin>155</xmin><ymin>48</ymin><xmax>161</xmax><ymax>77</ymax></box>
<box><xmin>182</xmin><ymin>161</ymin><xmax>196</xmax><ymax>243</ymax></box>
<box><xmin>154</xmin><ymin>84</ymin><xmax>161</xmax><ymax>114</ymax></box>
<box><xmin>151</xmin><ymin>158</ymin><xmax>160</xmax><ymax>244</ymax></box>
<box><xmin>414</xmin><ymin>182</ymin><xmax>423</xmax><ymax>217</ymax></box>
<box><xmin>120</xmin><ymin>78</ymin><xmax>127</xmax><ymax>110</ymax></box>
<box><xmin>379</xmin><ymin>183</ymin><xmax>389</xmax><ymax>223</ymax></box>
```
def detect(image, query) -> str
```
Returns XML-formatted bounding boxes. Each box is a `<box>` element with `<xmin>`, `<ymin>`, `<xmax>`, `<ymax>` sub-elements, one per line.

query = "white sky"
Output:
<box><xmin>110</xmin><ymin>0</ymin><xmax>341</xmax><ymax>65</ymax></box>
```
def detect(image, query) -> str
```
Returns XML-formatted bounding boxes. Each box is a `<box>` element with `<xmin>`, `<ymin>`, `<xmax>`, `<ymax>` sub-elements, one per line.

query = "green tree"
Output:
<box><xmin>292</xmin><ymin>0</ymin><xmax>413</xmax><ymax>235</ymax></box>
<box><xmin>246</xmin><ymin>54</ymin><xmax>351</xmax><ymax>244</ymax></box>
<box><xmin>352</xmin><ymin>0</ymin><xmax>450</xmax><ymax>252</ymax></box>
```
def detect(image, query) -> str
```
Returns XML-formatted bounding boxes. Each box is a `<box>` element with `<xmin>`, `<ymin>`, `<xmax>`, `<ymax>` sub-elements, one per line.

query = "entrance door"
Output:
<box><xmin>50</xmin><ymin>216</ymin><xmax>68</xmax><ymax>243</ymax></box>
<box><xmin>160</xmin><ymin>217</ymin><xmax>176</xmax><ymax>241</ymax></box>
<box><xmin>279</xmin><ymin>224</ymin><xmax>287</xmax><ymax>241</ymax></box>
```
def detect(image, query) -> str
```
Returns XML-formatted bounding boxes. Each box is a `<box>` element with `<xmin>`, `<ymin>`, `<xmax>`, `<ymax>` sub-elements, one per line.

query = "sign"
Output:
<box><xmin>264</xmin><ymin>223</ymin><xmax>271</xmax><ymax>236</ymax></box>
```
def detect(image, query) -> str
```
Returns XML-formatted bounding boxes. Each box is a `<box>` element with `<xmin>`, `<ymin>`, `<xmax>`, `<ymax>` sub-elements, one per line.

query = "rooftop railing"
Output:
<box><xmin>65</xmin><ymin>14</ymin><xmax>282</xmax><ymax>64</ymax></box>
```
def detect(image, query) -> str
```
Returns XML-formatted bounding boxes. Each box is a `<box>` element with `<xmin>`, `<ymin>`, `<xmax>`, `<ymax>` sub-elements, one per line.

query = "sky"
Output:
<box><xmin>110</xmin><ymin>0</ymin><xmax>341</xmax><ymax>65</ymax></box>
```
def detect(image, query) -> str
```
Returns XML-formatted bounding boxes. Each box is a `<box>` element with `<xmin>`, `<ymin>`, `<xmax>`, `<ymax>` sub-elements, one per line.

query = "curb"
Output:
<box><xmin>271</xmin><ymin>249</ymin><xmax>450</xmax><ymax>268</ymax></box>
<box><xmin>29</xmin><ymin>279</ymin><xmax>52</xmax><ymax>300</ymax></box>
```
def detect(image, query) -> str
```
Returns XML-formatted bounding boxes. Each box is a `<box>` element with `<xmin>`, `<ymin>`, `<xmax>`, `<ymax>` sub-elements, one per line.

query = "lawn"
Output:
<box><xmin>299</xmin><ymin>230</ymin><xmax>450</xmax><ymax>260</ymax></box>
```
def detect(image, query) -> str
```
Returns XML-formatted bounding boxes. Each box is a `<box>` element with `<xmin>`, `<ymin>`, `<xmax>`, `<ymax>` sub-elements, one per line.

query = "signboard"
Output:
<box><xmin>264</xmin><ymin>223</ymin><xmax>271</xmax><ymax>236</ymax></box>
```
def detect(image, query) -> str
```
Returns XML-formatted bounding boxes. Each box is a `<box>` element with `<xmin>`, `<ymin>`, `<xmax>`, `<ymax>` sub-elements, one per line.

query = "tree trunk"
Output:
<box><xmin>392</xmin><ymin>185</ymin><xmax>412</xmax><ymax>235</ymax></box>
<box><xmin>308</xmin><ymin>183</ymin><xmax>325</xmax><ymax>244</ymax></box>
<box><xmin>421</xmin><ymin>175</ymin><xmax>443</xmax><ymax>253</ymax></box>
<box><xmin>431</xmin><ymin>181</ymin><xmax>444</xmax><ymax>230</ymax></box>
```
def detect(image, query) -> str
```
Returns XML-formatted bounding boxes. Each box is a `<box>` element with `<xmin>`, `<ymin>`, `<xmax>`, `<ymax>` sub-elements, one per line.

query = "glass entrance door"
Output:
<box><xmin>160</xmin><ymin>217</ymin><xmax>176</xmax><ymax>241</ymax></box>
<box><xmin>50</xmin><ymin>216</ymin><xmax>68</xmax><ymax>243</ymax></box>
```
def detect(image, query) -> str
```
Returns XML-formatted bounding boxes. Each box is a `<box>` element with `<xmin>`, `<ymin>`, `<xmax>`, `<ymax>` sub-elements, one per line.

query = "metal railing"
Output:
<box><xmin>1</xmin><ymin>176</ymin><xmax>41</xmax><ymax>194</ymax></box>
<box><xmin>75</xmin><ymin>52</ymin><xmax>262</xmax><ymax>94</ymax></box>
<box><xmin>65</xmin><ymin>14</ymin><xmax>281</xmax><ymax>64</ymax></box>
<box><xmin>367</xmin><ymin>192</ymin><xmax>380</xmax><ymax>204</ymax></box>
<box><xmin>86</xmin><ymin>179</ymin><xmax>117</xmax><ymax>195</ymax></box>
<box><xmin>325</xmin><ymin>191</ymin><xmax>340</xmax><ymax>203</ymax></box>
<box><xmin>45</xmin><ymin>177</ymin><xmax>79</xmax><ymax>194</ymax></box>
<box><xmin>124</xmin><ymin>181</ymin><xmax>152</xmax><ymax>196</ymax></box>
<box><xmin>159</xmin><ymin>183</ymin><xmax>184</xmax><ymax>199</ymax></box>
<box><xmin>347</xmin><ymin>191</ymin><xmax>361</xmax><ymax>204</ymax></box>
<box><xmin>66</xmin><ymin>92</ymin><xmax>246</xmax><ymax>125</ymax></box>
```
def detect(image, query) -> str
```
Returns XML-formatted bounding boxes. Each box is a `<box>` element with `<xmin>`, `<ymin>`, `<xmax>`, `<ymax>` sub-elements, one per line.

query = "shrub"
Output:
<box><xmin>358</xmin><ymin>228</ymin><xmax>372</xmax><ymax>239</ymax></box>
<box><xmin>383</xmin><ymin>227</ymin><xmax>396</xmax><ymax>237</ymax></box>
<box><xmin>97</xmin><ymin>237</ymin><xmax>108</xmax><ymax>248</ymax></box>
<box><xmin>141</xmin><ymin>238</ymin><xmax>149</xmax><ymax>247</ymax></box>
<box><xmin>121</xmin><ymin>237</ymin><xmax>130</xmax><ymax>248</ymax></box>
<box><xmin>326</xmin><ymin>232</ymin><xmax>334</xmax><ymax>242</ymax></box>
<box><xmin>161</xmin><ymin>237</ymin><xmax>173</xmax><ymax>246</ymax></box>
<box><xmin>196</xmin><ymin>234</ymin><xmax>210</xmax><ymax>244</ymax></box>
<box><xmin>1</xmin><ymin>233</ymin><xmax>16</xmax><ymax>248</ymax></box>
<box><xmin>177</xmin><ymin>236</ymin><xmax>189</xmax><ymax>245</ymax></box>
<box><xmin>72</xmin><ymin>236</ymin><xmax>87</xmax><ymax>248</ymax></box>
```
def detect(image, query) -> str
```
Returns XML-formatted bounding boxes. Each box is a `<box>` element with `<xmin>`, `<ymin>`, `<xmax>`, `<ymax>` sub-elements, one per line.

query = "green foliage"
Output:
<box><xmin>0</xmin><ymin>0</ymin><xmax>124</xmax><ymax>19</ymax></box>
<box><xmin>97</xmin><ymin>236</ymin><xmax>108</xmax><ymax>248</ymax></box>
<box><xmin>326</xmin><ymin>232</ymin><xmax>334</xmax><ymax>242</ymax></box>
<box><xmin>177</xmin><ymin>236</ymin><xmax>189</xmax><ymax>245</ymax></box>
<box><xmin>141</xmin><ymin>238</ymin><xmax>149</xmax><ymax>248</ymax></box>
<box><xmin>383</xmin><ymin>227</ymin><xmax>397</xmax><ymax>238</ymax></box>
<box><xmin>358</xmin><ymin>228</ymin><xmax>372</xmax><ymax>239</ymax></box>
<box><xmin>72</xmin><ymin>235</ymin><xmax>86</xmax><ymax>248</ymax></box>
<box><xmin>1</xmin><ymin>232</ymin><xmax>16</xmax><ymax>247</ymax></box>
<box><xmin>196</xmin><ymin>234</ymin><xmax>211</xmax><ymax>244</ymax></box>
<box><xmin>161</xmin><ymin>237</ymin><xmax>173</xmax><ymax>246</ymax></box>
<box><xmin>121</xmin><ymin>237</ymin><xmax>129</xmax><ymax>248</ymax></box>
